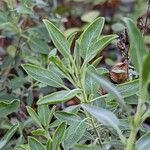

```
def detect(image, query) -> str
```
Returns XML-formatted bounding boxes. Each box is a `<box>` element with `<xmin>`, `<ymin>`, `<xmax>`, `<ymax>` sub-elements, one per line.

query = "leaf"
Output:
<box><xmin>63</xmin><ymin>120</ymin><xmax>86</xmax><ymax>150</ymax></box>
<box><xmin>65</xmin><ymin>28</ymin><xmax>79</xmax><ymax>38</ymax></box>
<box><xmin>79</xmin><ymin>17</ymin><xmax>105</xmax><ymax>59</ymax></box>
<box><xmin>73</xmin><ymin>144</ymin><xmax>100</xmax><ymax>150</ymax></box>
<box><xmin>43</xmin><ymin>19</ymin><xmax>71</xmax><ymax>58</ymax></box>
<box><xmin>54</xmin><ymin>111</ymin><xmax>81</xmax><ymax>125</ymax></box>
<box><xmin>49</xmin><ymin>56</ymin><xmax>69</xmax><ymax>76</ymax></box>
<box><xmin>26</xmin><ymin>106</ymin><xmax>42</xmax><ymax>128</ymax></box>
<box><xmin>81</xmin><ymin>11</ymin><xmax>100</xmax><ymax>23</ymax></box>
<box><xmin>123</xmin><ymin>18</ymin><xmax>147</xmax><ymax>73</ymax></box>
<box><xmin>81</xmin><ymin>104</ymin><xmax>119</xmax><ymax>130</ymax></box>
<box><xmin>85</xmin><ymin>67</ymin><xmax>100</xmax><ymax>95</ymax></box>
<box><xmin>22</xmin><ymin>64</ymin><xmax>63</xmax><ymax>88</ymax></box>
<box><xmin>67</xmin><ymin>32</ymin><xmax>78</xmax><ymax>47</ymax></box>
<box><xmin>16</xmin><ymin>4</ymin><xmax>33</xmax><ymax>15</ymax></box>
<box><xmin>84</xmin><ymin>34</ymin><xmax>118</xmax><ymax>63</ymax></box>
<box><xmin>51</xmin><ymin>122</ymin><xmax>67</xmax><ymax>150</ymax></box>
<box><xmin>140</xmin><ymin>54</ymin><xmax>150</xmax><ymax>100</ymax></box>
<box><xmin>31</xmin><ymin>129</ymin><xmax>46</xmax><ymax>136</ymax></box>
<box><xmin>108</xmin><ymin>79</ymin><xmax>139</xmax><ymax>100</ymax></box>
<box><xmin>0</xmin><ymin>99</ymin><xmax>20</xmax><ymax>118</ymax></box>
<box><xmin>0</xmin><ymin>123</ymin><xmax>19</xmax><ymax>149</ymax></box>
<box><xmin>28</xmin><ymin>137</ymin><xmax>45</xmax><ymax>150</ymax></box>
<box><xmin>38</xmin><ymin>104</ymin><xmax>50</xmax><ymax>128</ymax></box>
<box><xmin>89</xmin><ymin>71</ymin><xmax>126</xmax><ymax>108</ymax></box>
<box><xmin>136</xmin><ymin>132</ymin><xmax>150</xmax><ymax>150</ymax></box>
<box><xmin>37</xmin><ymin>89</ymin><xmax>80</xmax><ymax>105</ymax></box>
<box><xmin>28</xmin><ymin>38</ymin><xmax>50</xmax><ymax>54</ymax></box>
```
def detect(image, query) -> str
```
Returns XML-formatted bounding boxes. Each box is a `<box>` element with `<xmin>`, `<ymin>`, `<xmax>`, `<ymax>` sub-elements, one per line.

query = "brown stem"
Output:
<box><xmin>143</xmin><ymin>0</ymin><xmax>150</xmax><ymax>35</ymax></box>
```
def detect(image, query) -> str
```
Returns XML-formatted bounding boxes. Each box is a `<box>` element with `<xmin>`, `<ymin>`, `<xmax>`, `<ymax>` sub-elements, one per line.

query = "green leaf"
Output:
<box><xmin>65</xmin><ymin>28</ymin><xmax>79</xmax><ymax>38</ymax></box>
<box><xmin>81</xmin><ymin>104</ymin><xmax>119</xmax><ymax>130</ymax></box>
<box><xmin>37</xmin><ymin>89</ymin><xmax>80</xmax><ymax>105</ymax></box>
<box><xmin>26</xmin><ymin>106</ymin><xmax>42</xmax><ymax>128</ymax></box>
<box><xmin>63</xmin><ymin>120</ymin><xmax>86</xmax><ymax>150</ymax></box>
<box><xmin>85</xmin><ymin>67</ymin><xmax>100</xmax><ymax>95</ymax></box>
<box><xmin>51</xmin><ymin>122</ymin><xmax>67</xmax><ymax>150</ymax></box>
<box><xmin>0</xmin><ymin>99</ymin><xmax>20</xmax><ymax>118</ymax></box>
<box><xmin>38</xmin><ymin>104</ymin><xmax>50</xmax><ymax>128</ymax></box>
<box><xmin>67</xmin><ymin>32</ymin><xmax>78</xmax><ymax>47</ymax></box>
<box><xmin>16</xmin><ymin>4</ymin><xmax>33</xmax><ymax>15</ymax></box>
<box><xmin>28</xmin><ymin>137</ymin><xmax>45</xmax><ymax>150</ymax></box>
<box><xmin>73</xmin><ymin>144</ymin><xmax>100</xmax><ymax>150</ymax></box>
<box><xmin>0</xmin><ymin>10</ymin><xmax>7</xmax><ymax>24</ymax></box>
<box><xmin>54</xmin><ymin>111</ymin><xmax>81</xmax><ymax>125</ymax></box>
<box><xmin>28</xmin><ymin>38</ymin><xmax>50</xmax><ymax>54</ymax></box>
<box><xmin>81</xmin><ymin>11</ymin><xmax>100</xmax><ymax>23</ymax></box>
<box><xmin>89</xmin><ymin>72</ymin><xmax>126</xmax><ymax>108</ymax></box>
<box><xmin>123</xmin><ymin>18</ymin><xmax>147</xmax><ymax>73</ymax></box>
<box><xmin>43</xmin><ymin>19</ymin><xmax>71</xmax><ymax>58</ymax></box>
<box><xmin>22</xmin><ymin>64</ymin><xmax>63</xmax><ymax>88</ymax></box>
<box><xmin>84</xmin><ymin>34</ymin><xmax>118</xmax><ymax>63</ymax></box>
<box><xmin>136</xmin><ymin>132</ymin><xmax>150</xmax><ymax>150</ymax></box>
<box><xmin>140</xmin><ymin>54</ymin><xmax>150</xmax><ymax>100</ymax></box>
<box><xmin>79</xmin><ymin>17</ymin><xmax>105</xmax><ymax>59</ymax></box>
<box><xmin>49</xmin><ymin>56</ymin><xmax>69</xmax><ymax>76</ymax></box>
<box><xmin>31</xmin><ymin>129</ymin><xmax>46</xmax><ymax>136</ymax></box>
<box><xmin>108</xmin><ymin>79</ymin><xmax>139</xmax><ymax>100</ymax></box>
<box><xmin>0</xmin><ymin>123</ymin><xmax>19</xmax><ymax>149</ymax></box>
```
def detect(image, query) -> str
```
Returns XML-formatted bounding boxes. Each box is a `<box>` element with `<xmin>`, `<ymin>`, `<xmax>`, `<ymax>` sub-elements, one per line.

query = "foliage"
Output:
<box><xmin>0</xmin><ymin>0</ymin><xmax>150</xmax><ymax>150</ymax></box>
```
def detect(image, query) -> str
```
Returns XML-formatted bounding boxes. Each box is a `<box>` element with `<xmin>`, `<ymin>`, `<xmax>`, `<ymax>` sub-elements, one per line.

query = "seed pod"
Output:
<box><xmin>109</xmin><ymin>62</ymin><xmax>128</xmax><ymax>83</ymax></box>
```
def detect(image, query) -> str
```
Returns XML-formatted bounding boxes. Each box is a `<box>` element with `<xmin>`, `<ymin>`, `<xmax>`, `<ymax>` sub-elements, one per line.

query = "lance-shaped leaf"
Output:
<box><xmin>79</xmin><ymin>17</ymin><xmax>105</xmax><ymax>59</ymax></box>
<box><xmin>0</xmin><ymin>99</ymin><xmax>20</xmax><ymax>118</ymax></box>
<box><xmin>123</xmin><ymin>18</ymin><xmax>147</xmax><ymax>73</ymax></box>
<box><xmin>28</xmin><ymin>137</ymin><xmax>45</xmax><ymax>150</ymax></box>
<box><xmin>22</xmin><ymin>64</ymin><xmax>63</xmax><ymax>88</ymax></box>
<box><xmin>81</xmin><ymin>104</ymin><xmax>119</xmax><ymax>130</ymax></box>
<box><xmin>54</xmin><ymin>111</ymin><xmax>81</xmax><ymax>125</ymax></box>
<box><xmin>43</xmin><ymin>19</ymin><xmax>71</xmax><ymax>58</ymax></box>
<box><xmin>84</xmin><ymin>34</ymin><xmax>118</xmax><ymax>63</ymax></box>
<box><xmin>26</xmin><ymin>106</ymin><xmax>42</xmax><ymax>128</ymax></box>
<box><xmin>140</xmin><ymin>54</ymin><xmax>150</xmax><ymax>101</ymax></box>
<box><xmin>136</xmin><ymin>132</ymin><xmax>150</xmax><ymax>150</ymax></box>
<box><xmin>37</xmin><ymin>89</ymin><xmax>80</xmax><ymax>105</ymax></box>
<box><xmin>51</xmin><ymin>122</ymin><xmax>67</xmax><ymax>150</ymax></box>
<box><xmin>0</xmin><ymin>123</ymin><xmax>19</xmax><ymax>149</ymax></box>
<box><xmin>89</xmin><ymin>71</ymin><xmax>126</xmax><ymax>108</ymax></box>
<box><xmin>63</xmin><ymin>120</ymin><xmax>86</xmax><ymax>150</ymax></box>
<box><xmin>38</xmin><ymin>104</ymin><xmax>50</xmax><ymax>128</ymax></box>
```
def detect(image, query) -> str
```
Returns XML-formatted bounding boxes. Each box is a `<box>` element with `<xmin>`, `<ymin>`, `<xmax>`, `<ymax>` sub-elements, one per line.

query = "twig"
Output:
<box><xmin>143</xmin><ymin>0</ymin><xmax>150</xmax><ymax>35</ymax></box>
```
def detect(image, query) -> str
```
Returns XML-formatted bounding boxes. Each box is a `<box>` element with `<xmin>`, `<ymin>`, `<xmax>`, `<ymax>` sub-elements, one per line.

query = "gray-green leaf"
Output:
<box><xmin>37</xmin><ymin>89</ymin><xmax>80</xmax><ymax>105</ymax></box>
<box><xmin>0</xmin><ymin>99</ymin><xmax>20</xmax><ymax>118</ymax></box>
<box><xmin>26</xmin><ymin>106</ymin><xmax>42</xmax><ymax>128</ymax></box>
<box><xmin>89</xmin><ymin>72</ymin><xmax>126</xmax><ymax>108</ymax></box>
<box><xmin>51</xmin><ymin>122</ymin><xmax>67</xmax><ymax>150</ymax></box>
<box><xmin>43</xmin><ymin>19</ymin><xmax>71</xmax><ymax>58</ymax></box>
<box><xmin>141</xmin><ymin>54</ymin><xmax>150</xmax><ymax>101</ymax></box>
<box><xmin>81</xmin><ymin>104</ymin><xmax>119</xmax><ymax>130</ymax></box>
<box><xmin>28</xmin><ymin>137</ymin><xmax>45</xmax><ymax>150</ymax></box>
<box><xmin>22</xmin><ymin>64</ymin><xmax>63</xmax><ymax>88</ymax></box>
<box><xmin>123</xmin><ymin>18</ymin><xmax>147</xmax><ymax>73</ymax></box>
<box><xmin>84</xmin><ymin>34</ymin><xmax>118</xmax><ymax>63</ymax></box>
<box><xmin>79</xmin><ymin>17</ymin><xmax>105</xmax><ymax>59</ymax></box>
<box><xmin>0</xmin><ymin>123</ymin><xmax>19</xmax><ymax>149</ymax></box>
<box><xmin>136</xmin><ymin>132</ymin><xmax>150</xmax><ymax>150</ymax></box>
<box><xmin>63</xmin><ymin>120</ymin><xmax>86</xmax><ymax>150</ymax></box>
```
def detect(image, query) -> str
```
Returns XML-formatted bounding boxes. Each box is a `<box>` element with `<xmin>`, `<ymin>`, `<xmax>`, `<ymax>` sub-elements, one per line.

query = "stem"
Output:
<box><xmin>143</xmin><ymin>0</ymin><xmax>150</xmax><ymax>35</ymax></box>
<box><xmin>125</xmin><ymin>101</ymin><xmax>142</xmax><ymax>150</ymax></box>
<box><xmin>86</xmin><ymin>112</ymin><xmax>103</xmax><ymax>149</ymax></box>
<box><xmin>125</xmin><ymin>129</ymin><xmax>138</xmax><ymax>150</ymax></box>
